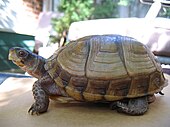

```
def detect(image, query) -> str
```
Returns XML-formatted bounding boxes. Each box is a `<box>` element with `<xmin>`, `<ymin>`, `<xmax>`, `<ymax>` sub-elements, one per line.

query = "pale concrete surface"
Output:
<box><xmin>0</xmin><ymin>75</ymin><xmax>170</xmax><ymax>127</ymax></box>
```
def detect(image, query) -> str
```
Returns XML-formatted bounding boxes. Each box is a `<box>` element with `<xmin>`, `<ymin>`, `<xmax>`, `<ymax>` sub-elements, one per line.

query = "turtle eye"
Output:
<box><xmin>18</xmin><ymin>50</ymin><xmax>27</xmax><ymax>57</ymax></box>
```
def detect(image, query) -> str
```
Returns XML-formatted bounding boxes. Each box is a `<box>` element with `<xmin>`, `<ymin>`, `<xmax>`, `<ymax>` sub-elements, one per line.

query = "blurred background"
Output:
<box><xmin>0</xmin><ymin>0</ymin><xmax>170</xmax><ymax>74</ymax></box>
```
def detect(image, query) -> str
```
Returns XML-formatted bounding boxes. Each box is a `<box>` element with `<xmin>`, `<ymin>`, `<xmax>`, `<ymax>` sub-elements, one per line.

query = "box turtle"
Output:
<box><xmin>8</xmin><ymin>34</ymin><xmax>168</xmax><ymax>115</ymax></box>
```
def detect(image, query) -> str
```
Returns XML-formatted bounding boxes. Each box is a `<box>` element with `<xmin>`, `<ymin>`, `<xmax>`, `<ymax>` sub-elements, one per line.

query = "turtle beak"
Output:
<box><xmin>8</xmin><ymin>48</ymin><xmax>15</xmax><ymax>60</ymax></box>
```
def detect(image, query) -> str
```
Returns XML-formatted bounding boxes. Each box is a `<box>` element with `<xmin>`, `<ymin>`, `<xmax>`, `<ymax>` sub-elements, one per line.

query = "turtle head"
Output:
<box><xmin>9</xmin><ymin>47</ymin><xmax>31</xmax><ymax>67</ymax></box>
<box><xmin>9</xmin><ymin>47</ymin><xmax>46</xmax><ymax>78</ymax></box>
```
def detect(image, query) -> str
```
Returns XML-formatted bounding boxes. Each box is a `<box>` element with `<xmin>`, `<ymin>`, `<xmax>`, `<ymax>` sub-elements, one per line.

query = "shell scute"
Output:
<box><xmin>86</xmin><ymin>36</ymin><xmax>128</xmax><ymax>80</ymax></box>
<box><xmin>57</xmin><ymin>39</ymin><xmax>89</xmax><ymax>77</ymax></box>
<box><xmin>85</xmin><ymin>80</ymin><xmax>109</xmax><ymax>95</ymax></box>
<box><xmin>122</xmin><ymin>40</ymin><xmax>156</xmax><ymax>76</ymax></box>
<box><xmin>59</xmin><ymin>70</ymin><xmax>71</xmax><ymax>83</ymax></box>
<box><xmin>128</xmin><ymin>76</ymin><xmax>150</xmax><ymax>97</ymax></box>
<box><xmin>68</xmin><ymin>77</ymin><xmax>88</xmax><ymax>92</ymax></box>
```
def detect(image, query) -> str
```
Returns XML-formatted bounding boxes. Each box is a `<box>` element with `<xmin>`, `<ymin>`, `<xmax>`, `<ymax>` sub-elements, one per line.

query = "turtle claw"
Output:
<box><xmin>28</xmin><ymin>103</ymin><xmax>40</xmax><ymax>115</ymax></box>
<box><xmin>159</xmin><ymin>91</ymin><xmax>164</xmax><ymax>95</ymax></box>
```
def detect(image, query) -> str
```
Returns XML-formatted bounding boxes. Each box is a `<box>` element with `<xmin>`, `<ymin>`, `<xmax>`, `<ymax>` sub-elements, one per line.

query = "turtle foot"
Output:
<box><xmin>28</xmin><ymin>101</ymin><xmax>49</xmax><ymax>115</ymax></box>
<box><xmin>116</xmin><ymin>97</ymin><xmax>148</xmax><ymax>116</ymax></box>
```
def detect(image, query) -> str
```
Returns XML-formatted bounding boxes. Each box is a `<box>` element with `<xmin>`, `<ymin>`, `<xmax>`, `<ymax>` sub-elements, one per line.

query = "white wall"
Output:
<box><xmin>0</xmin><ymin>0</ymin><xmax>38</xmax><ymax>35</ymax></box>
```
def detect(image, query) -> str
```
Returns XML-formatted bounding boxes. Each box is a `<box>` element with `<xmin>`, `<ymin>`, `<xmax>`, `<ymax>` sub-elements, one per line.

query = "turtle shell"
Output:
<box><xmin>45</xmin><ymin>35</ymin><xmax>167</xmax><ymax>102</ymax></box>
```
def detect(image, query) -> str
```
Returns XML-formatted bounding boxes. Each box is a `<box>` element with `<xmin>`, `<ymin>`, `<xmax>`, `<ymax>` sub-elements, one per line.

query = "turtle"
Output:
<box><xmin>8</xmin><ymin>34</ymin><xmax>168</xmax><ymax>116</ymax></box>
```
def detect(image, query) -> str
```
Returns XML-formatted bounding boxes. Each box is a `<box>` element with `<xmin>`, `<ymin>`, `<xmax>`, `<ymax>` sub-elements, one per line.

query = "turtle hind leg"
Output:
<box><xmin>116</xmin><ymin>96</ymin><xmax>148</xmax><ymax>115</ymax></box>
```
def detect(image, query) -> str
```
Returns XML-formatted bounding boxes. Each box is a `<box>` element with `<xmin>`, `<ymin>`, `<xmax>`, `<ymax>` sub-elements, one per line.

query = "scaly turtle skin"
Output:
<box><xmin>8</xmin><ymin>35</ymin><xmax>168</xmax><ymax>115</ymax></box>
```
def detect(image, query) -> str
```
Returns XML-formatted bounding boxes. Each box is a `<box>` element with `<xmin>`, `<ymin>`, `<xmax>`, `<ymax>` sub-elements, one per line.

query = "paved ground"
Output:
<box><xmin>0</xmin><ymin>74</ymin><xmax>170</xmax><ymax>127</ymax></box>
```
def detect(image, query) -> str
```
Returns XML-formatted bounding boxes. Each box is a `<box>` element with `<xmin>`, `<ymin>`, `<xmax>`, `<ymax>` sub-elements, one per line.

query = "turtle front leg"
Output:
<box><xmin>116</xmin><ymin>96</ymin><xmax>148</xmax><ymax>115</ymax></box>
<box><xmin>28</xmin><ymin>80</ymin><xmax>49</xmax><ymax>115</ymax></box>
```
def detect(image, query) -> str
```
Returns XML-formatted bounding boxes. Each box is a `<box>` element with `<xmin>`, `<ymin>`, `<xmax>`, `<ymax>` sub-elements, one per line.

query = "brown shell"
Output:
<box><xmin>45</xmin><ymin>35</ymin><xmax>167</xmax><ymax>102</ymax></box>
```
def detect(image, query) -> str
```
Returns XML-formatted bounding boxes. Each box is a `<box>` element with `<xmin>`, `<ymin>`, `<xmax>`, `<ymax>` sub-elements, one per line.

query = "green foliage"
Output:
<box><xmin>159</xmin><ymin>8</ymin><xmax>170</xmax><ymax>18</ymax></box>
<box><xmin>51</xmin><ymin>0</ymin><xmax>94</xmax><ymax>39</ymax></box>
<box><xmin>92</xmin><ymin>0</ymin><xmax>118</xmax><ymax>19</ymax></box>
<box><xmin>51</xmin><ymin>0</ymin><xmax>119</xmax><ymax>44</ymax></box>
<box><xmin>118</xmin><ymin>0</ymin><xmax>133</xmax><ymax>6</ymax></box>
